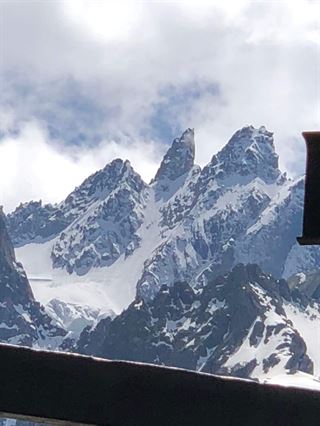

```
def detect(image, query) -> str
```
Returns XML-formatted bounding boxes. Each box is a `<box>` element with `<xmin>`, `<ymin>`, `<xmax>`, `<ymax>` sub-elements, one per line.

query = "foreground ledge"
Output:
<box><xmin>0</xmin><ymin>344</ymin><xmax>320</xmax><ymax>425</ymax></box>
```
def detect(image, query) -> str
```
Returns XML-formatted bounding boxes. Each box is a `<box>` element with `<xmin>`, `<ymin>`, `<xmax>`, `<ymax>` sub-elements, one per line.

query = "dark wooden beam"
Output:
<box><xmin>1</xmin><ymin>343</ymin><xmax>320</xmax><ymax>425</ymax></box>
<box><xmin>297</xmin><ymin>131</ymin><xmax>320</xmax><ymax>245</ymax></box>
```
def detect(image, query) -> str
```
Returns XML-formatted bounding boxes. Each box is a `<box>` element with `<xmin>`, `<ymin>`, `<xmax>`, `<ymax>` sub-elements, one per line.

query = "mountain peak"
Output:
<box><xmin>64</xmin><ymin>157</ymin><xmax>145</xmax><ymax>207</ymax></box>
<box><xmin>153</xmin><ymin>128</ymin><xmax>195</xmax><ymax>184</ymax></box>
<box><xmin>211</xmin><ymin>125</ymin><xmax>281</xmax><ymax>183</ymax></box>
<box><xmin>179</xmin><ymin>127</ymin><xmax>195</xmax><ymax>150</ymax></box>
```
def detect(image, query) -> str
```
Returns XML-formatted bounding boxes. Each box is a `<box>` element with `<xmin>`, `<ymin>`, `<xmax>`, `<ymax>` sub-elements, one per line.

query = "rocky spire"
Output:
<box><xmin>153</xmin><ymin>128</ymin><xmax>195</xmax><ymax>184</ymax></box>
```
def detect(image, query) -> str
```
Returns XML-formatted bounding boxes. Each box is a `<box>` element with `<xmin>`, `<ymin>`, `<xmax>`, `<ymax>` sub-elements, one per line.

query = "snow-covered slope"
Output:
<box><xmin>14</xmin><ymin>188</ymin><xmax>163</xmax><ymax>314</ymax></box>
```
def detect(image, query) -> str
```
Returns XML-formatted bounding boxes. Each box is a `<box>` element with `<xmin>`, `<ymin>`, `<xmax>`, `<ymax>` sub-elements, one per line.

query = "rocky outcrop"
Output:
<box><xmin>0</xmin><ymin>209</ymin><xmax>66</xmax><ymax>347</ymax></box>
<box><xmin>77</xmin><ymin>264</ymin><xmax>313</xmax><ymax>381</ymax></box>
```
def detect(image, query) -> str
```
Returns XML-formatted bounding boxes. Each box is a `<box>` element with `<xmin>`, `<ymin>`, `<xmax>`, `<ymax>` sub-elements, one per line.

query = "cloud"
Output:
<box><xmin>0</xmin><ymin>120</ymin><xmax>161</xmax><ymax>213</ymax></box>
<box><xmin>148</xmin><ymin>80</ymin><xmax>220</xmax><ymax>142</ymax></box>
<box><xmin>0</xmin><ymin>0</ymin><xmax>319</xmax><ymax>209</ymax></box>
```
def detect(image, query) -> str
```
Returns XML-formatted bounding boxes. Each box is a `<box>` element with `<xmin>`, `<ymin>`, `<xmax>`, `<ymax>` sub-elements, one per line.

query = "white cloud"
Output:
<box><xmin>0</xmin><ymin>0</ymin><xmax>319</xmax><ymax>208</ymax></box>
<box><xmin>63</xmin><ymin>1</ymin><xmax>144</xmax><ymax>43</ymax></box>
<box><xmin>0</xmin><ymin>121</ymin><xmax>161</xmax><ymax>213</ymax></box>
<box><xmin>0</xmin><ymin>106</ymin><xmax>15</xmax><ymax>133</ymax></box>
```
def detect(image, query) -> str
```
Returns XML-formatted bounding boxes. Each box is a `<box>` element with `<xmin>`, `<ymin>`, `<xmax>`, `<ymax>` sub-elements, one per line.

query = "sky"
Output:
<box><xmin>0</xmin><ymin>0</ymin><xmax>319</xmax><ymax>213</ymax></box>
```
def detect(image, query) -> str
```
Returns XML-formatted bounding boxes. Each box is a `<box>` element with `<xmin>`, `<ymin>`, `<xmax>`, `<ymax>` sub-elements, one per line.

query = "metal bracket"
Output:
<box><xmin>297</xmin><ymin>131</ymin><xmax>320</xmax><ymax>245</ymax></box>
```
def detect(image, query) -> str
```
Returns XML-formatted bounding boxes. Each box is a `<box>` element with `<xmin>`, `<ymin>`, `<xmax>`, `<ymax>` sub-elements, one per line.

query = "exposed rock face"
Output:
<box><xmin>77</xmin><ymin>264</ymin><xmax>313</xmax><ymax>381</ymax></box>
<box><xmin>0</xmin><ymin>209</ymin><xmax>34</xmax><ymax>306</ymax></box>
<box><xmin>153</xmin><ymin>128</ymin><xmax>195</xmax><ymax>186</ymax></box>
<box><xmin>8</xmin><ymin>159</ymin><xmax>148</xmax><ymax>275</ymax></box>
<box><xmin>7</xmin><ymin>201</ymin><xmax>70</xmax><ymax>247</ymax></box>
<box><xmin>209</xmin><ymin>125</ymin><xmax>281</xmax><ymax>184</ymax></box>
<box><xmin>235</xmin><ymin>177</ymin><xmax>305</xmax><ymax>278</ymax></box>
<box><xmin>51</xmin><ymin>159</ymin><xmax>148</xmax><ymax>274</ymax></box>
<box><xmin>0</xmin><ymin>210</ymin><xmax>66</xmax><ymax>347</ymax></box>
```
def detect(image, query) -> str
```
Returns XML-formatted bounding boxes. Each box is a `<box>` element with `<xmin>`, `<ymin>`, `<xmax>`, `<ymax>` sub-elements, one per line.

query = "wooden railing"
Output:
<box><xmin>0</xmin><ymin>344</ymin><xmax>320</xmax><ymax>425</ymax></box>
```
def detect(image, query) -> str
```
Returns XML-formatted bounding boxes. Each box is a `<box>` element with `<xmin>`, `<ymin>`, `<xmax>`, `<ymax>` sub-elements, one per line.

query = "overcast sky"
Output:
<box><xmin>0</xmin><ymin>0</ymin><xmax>319</xmax><ymax>212</ymax></box>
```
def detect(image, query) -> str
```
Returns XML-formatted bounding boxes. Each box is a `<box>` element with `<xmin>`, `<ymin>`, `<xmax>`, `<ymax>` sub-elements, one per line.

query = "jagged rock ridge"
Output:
<box><xmin>0</xmin><ymin>209</ymin><xmax>66</xmax><ymax>347</ymax></box>
<box><xmin>136</xmin><ymin>125</ymin><xmax>301</xmax><ymax>300</ymax></box>
<box><xmin>76</xmin><ymin>264</ymin><xmax>316</xmax><ymax>381</ymax></box>
<box><xmin>8</xmin><ymin>125</ymin><xmax>308</xmax><ymax>293</ymax></box>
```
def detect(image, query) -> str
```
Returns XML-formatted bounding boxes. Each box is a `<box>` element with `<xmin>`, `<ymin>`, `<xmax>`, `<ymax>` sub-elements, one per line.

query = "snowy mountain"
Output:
<box><xmin>0</xmin><ymin>209</ymin><xmax>66</xmax><ymax>348</ymax></box>
<box><xmin>135</xmin><ymin>125</ymin><xmax>303</xmax><ymax>300</ymax></box>
<box><xmin>9</xmin><ymin>125</ymin><xmax>312</xmax><ymax>315</ymax></box>
<box><xmin>6</xmin><ymin>126</ymin><xmax>314</xmax><ymax>314</ymax></box>
<box><xmin>5</xmin><ymin>124</ymin><xmax>320</xmax><ymax>384</ymax></box>
<box><xmin>9</xmin><ymin>159</ymin><xmax>148</xmax><ymax>276</ymax></box>
<box><xmin>76</xmin><ymin>264</ymin><xmax>320</xmax><ymax>382</ymax></box>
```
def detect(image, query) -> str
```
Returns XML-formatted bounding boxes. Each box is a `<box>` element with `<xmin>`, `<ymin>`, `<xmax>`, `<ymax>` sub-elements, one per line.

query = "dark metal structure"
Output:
<box><xmin>1</xmin><ymin>344</ymin><xmax>320</xmax><ymax>425</ymax></box>
<box><xmin>297</xmin><ymin>131</ymin><xmax>320</xmax><ymax>245</ymax></box>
